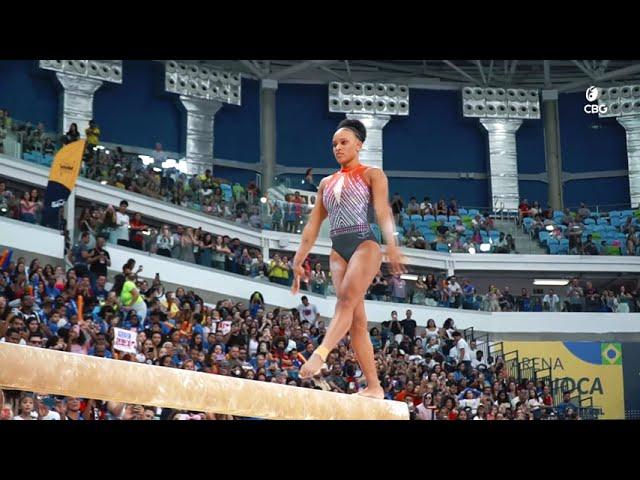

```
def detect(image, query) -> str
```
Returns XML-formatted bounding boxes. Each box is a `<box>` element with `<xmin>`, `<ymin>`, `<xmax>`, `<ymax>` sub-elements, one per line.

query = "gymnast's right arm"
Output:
<box><xmin>291</xmin><ymin>179</ymin><xmax>328</xmax><ymax>294</ymax></box>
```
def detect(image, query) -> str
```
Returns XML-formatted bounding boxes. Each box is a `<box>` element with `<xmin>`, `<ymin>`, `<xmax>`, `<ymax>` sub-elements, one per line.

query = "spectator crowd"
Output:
<box><xmin>1</xmin><ymin>250</ymin><xmax>586</xmax><ymax>420</ymax></box>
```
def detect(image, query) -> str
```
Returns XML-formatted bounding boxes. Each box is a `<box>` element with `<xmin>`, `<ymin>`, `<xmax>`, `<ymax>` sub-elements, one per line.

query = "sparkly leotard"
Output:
<box><xmin>322</xmin><ymin>164</ymin><xmax>379</xmax><ymax>262</ymax></box>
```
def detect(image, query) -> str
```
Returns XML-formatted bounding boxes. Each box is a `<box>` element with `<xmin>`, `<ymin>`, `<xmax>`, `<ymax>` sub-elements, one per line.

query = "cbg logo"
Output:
<box><xmin>584</xmin><ymin>86</ymin><xmax>607</xmax><ymax>114</ymax></box>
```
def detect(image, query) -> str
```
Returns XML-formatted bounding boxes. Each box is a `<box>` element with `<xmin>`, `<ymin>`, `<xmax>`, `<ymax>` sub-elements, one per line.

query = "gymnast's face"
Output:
<box><xmin>332</xmin><ymin>128</ymin><xmax>362</xmax><ymax>166</ymax></box>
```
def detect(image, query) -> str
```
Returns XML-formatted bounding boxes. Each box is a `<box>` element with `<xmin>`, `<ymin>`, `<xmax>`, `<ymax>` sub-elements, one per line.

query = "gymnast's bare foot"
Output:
<box><xmin>356</xmin><ymin>385</ymin><xmax>384</xmax><ymax>400</ymax></box>
<box><xmin>300</xmin><ymin>354</ymin><xmax>323</xmax><ymax>379</ymax></box>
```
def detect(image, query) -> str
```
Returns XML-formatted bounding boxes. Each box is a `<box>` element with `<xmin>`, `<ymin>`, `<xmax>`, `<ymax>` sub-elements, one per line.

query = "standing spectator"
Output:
<box><xmin>69</xmin><ymin>231</ymin><xmax>91</xmax><ymax>277</ymax></box>
<box><xmin>584</xmin><ymin>282</ymin><xmax>601</xmax><ymax>312</ymax></box>
<box><xmin>180</xmin><ymin>228</ymin><xmax>197</xmax><ymax>264</ymax></box>
<box><xmin>303</xmin><ymin>168</ymin><xmax>317</xmax><ymax>192</ymax></box>
<box><xmin>390</xmin><ymin>193</ymin><xmax>404</xmax><ymax>225</ymax></box>
<box><xmin>151</xmin><ymin>143</ymin><xmax>168</xmax><ymax>168</ymax></box>
<box><xmin>310</xmin><ymin>262</ymin><xmax>327</xmax><ymax>295</ymax></box>
<box><xmin>155</xmin><ymin>226</ymin><xmax>174</xmax><ymax>258</ymax></box>
<box><xmin>113</xmin><ymin>201</ymin><xmax>130</xmax><ymax>246</ymax></box>
<box><xmin>542</xmin><ymin>289</ymin><xmax>560</xmax><ymax>312</ymax></box>
<box><xmin>197</xmin><ymin>233</ymin><xmax>214</xmax><ymax>268</ymax></box>
<box><xmin>517</xmin><ymin>288</ymin><xmax>532</xmax><ymax>312</ymax></box>
<box><xmin>451</xmin><ymin>331</ymin><xmax>472</xmax><ymax>375</ymax></box>
<box><xmin>213</xmin><ymin>236</ymin><xmax>230</xmax><ymax>271</ymax></box>
<box><xmin>297</xmin><ymin>296</ymin><xmax>320</xmax><ymax>327</ymax></box>
<box><xmin>447</xmin><ymin>276</ymin><xmax>462</xmax><ymax>309</ymax></box>
<box><xmin>412</xmin><ymin>275</ymin><xmax>427</xmax><ymax>305</ymax></box>
<box><xmin>389</xmin><ymin>274</ymin><xmax>407</xmax><ymax>303</ymax></box>
<box><xmin>19</xmin><ymin>191</ymin><xmax>37</xmax><ymax>223</ymax></box>
<box><xmin>400</xmin><ymin>309</ymin><xmax>417</xmax><ymax>340</ymax></box>
<box><xmin>566</xmin><ymin>279</ymin><xmax>584</xmax><ymax>312</ymax></box>
<box><xmin>63</xmin><ymin>123</ymin><xmax>80</xmax><ymax>144</ymax></box>
<box><xmin>85</xmin><ymin>120</ymin><xmax>101</xmax><ymax>148</ymax></box>
<box><xmin>87</xmin><ymin>236</ymin><xmax>111</xmax><ymax>282</ymax></box>
<box><xmin>128</xmin><ymin>212</ymin><xmax>147</xmax><ymax>251</ymax></box>
<box><xmin>389</xmin><ymin>311</ymin><xmax>403</xmax><ymax>344</ymax></box>
<box><xmin>617</xmin><ymin>285</ymin><xmax>633</xmax><ymax>313</ymax></box>
<box><xmin>370</xmin><ymin>271</ymin><xmax>388</xmax><ymax>301</ymax></box>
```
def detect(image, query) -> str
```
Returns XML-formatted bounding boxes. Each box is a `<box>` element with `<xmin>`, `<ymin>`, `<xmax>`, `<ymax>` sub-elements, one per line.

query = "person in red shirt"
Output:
<box><xmin>129</xmin><ymin>212</ymin><xmax>147</xmax><ymax>250</ymax></box>
<box><xmin>518</xmin><ymin>199</ymin><xmax>530</xmax><ymax>224</ymax></box>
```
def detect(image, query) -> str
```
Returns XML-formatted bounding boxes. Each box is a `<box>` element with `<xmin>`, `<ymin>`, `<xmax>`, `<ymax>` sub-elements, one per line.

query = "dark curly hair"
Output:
<box><xmin>337</xmin><ymin>118</ymin><xmax>366</xmax><ymax>142</ymax></box>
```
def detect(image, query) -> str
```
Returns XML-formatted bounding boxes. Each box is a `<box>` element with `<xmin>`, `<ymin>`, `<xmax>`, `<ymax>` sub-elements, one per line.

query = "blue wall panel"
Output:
<box><xmin>0</xmin><ymin>60</ymin><xmax>59</xmax><ymax>131</ymax></box>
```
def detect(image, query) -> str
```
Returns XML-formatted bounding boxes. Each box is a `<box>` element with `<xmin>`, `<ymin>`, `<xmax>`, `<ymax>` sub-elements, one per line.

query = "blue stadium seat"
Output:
<box><xmin>584</xmin><ymin>218</ymin><xmax>595</xmax><ymax>225</ymax></box>
<box><xmin>458</xmin><ymin>208</ymin><xmax>468</xmax><ymax>215</ymax></box>
<box><xmin>449</xmin><ymin>215</ymin><xmax>460</xmax><ymax>222</ymax></box>
<box><xmin>468</xmin><ymin>209</ymin><xmax>479</xmax><ymax>216</ymax></box>
<box><xmin>548</xmin><ymin>244</ymin><xmax>560</xmax><ymax>255</ymax></box>
<box><xmin>609</xmin><ymin>211</ymin><xmax>621</xmax><ymax>218</ymax></box>
<box><xmin>538</xmin><ymin>231</ymin><xmax>550</xmax><ymax>245</ymax></box>
<box><xmin>436</xmin><ymin>243</ymin><xmax>450</xmax><ymax>253</ymax></box>
<box><xmin>424</xmin><ymin>215</ymin><xmax>435</xmax><ymax>222</ymax></box>
<box><xmin>436</xmin><ymin>215</ymin><xmax>448</xmax><ymax>222</ymax></box>
<box><xmin>410</xmin><ymin>214</ymin><xmax>422</xmax><ymax>221</ymax></box>
<box><xmin>553</xmin><ymin>210</ymin><xmax>564</xmax><ymax>217</ymax></box>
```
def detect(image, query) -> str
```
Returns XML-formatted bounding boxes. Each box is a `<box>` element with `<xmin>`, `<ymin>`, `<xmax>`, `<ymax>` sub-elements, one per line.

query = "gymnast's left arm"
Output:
<box><xmin>291</xmin><ymin>179</ymin><xmax>328</xmax><ymax>295</ymax></box>
<box><xmin>368</xmin><ymin>168</ymin><xmax>407</xmax><ymax>275</ymax></box>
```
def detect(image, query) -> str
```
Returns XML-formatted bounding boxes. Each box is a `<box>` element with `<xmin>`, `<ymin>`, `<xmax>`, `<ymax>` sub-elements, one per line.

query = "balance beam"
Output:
<box><xmin>0</xmin><ymin>343</ymin><xmax>409</xmax><ymax>420</ymax></box>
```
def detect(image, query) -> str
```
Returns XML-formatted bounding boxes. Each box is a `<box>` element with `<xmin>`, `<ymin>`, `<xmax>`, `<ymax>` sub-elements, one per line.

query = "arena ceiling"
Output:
<box><xmin>195</xmin><ymin>60</ymin><xmax>640</xmax><ymax>92</ymax></box>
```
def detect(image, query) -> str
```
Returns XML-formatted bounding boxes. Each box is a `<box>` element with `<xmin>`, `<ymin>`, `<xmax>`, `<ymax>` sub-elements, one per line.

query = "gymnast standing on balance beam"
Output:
<box><xmin>291</xmin><ymin>118</ymin><xmax>406</xmax><ymax>399</ymax></box>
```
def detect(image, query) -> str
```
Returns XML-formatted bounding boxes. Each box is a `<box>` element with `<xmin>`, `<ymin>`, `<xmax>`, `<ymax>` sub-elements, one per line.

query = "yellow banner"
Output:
<box><xmin>48</xmin><ymin>140</ymin><xmax>86</xmax><ymax>191</ymax></box>
<box><xmin>503</xmin><ymin>341</ymin><xmax>624</xmax><ymax>419</ymax></box>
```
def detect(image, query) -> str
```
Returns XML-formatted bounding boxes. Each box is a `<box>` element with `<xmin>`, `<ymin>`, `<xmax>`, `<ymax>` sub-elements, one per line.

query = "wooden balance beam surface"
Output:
<box><xmin>0</xmin><ymin>343</ymin><xmax>409</xmax><ymax>420</ymax></box>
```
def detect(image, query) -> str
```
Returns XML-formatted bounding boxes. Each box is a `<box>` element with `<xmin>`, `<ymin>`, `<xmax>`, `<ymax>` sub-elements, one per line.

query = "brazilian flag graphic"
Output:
<box><xmin>601</xmin><ymin>343</ymin><xmax>622</xmax><ymax>365</ymax></box>
<box><xmin>41</xmin><ymin>140</ymin><xmax>86</xmax><ymax>229</ymax></box>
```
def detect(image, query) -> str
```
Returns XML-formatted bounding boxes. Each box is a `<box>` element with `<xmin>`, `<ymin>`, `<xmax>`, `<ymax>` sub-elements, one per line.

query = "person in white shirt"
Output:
<box><xmin>297</xmin><ymin>296</ymin><xmax>320</xmax><ymax>327</ymax></box>
<box><xmin>447</xmin><ymin>276</ymin><xmax>463</xmax><ymax>308</ymax></box>
<box><xmin>114</xmin><ymin>200</ymin><xmax>131</xmax><ymax>245</ymax></box>
<box><xmin>451</xmin><ymin>331</ymin><xmax>472</xmax><ymax>374</ymax></box>
<box><xmin>151</xmin><ymin>142</ymin><xmax>168</xmax><ymax>167</ymax></box>
<box><xmin>543</xmin><ymin>289</ymin><xmax>560</xmax><ymax>312</ymax></box>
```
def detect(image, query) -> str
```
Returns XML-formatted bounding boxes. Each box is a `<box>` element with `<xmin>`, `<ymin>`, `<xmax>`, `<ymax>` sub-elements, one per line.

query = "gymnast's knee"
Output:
<box><xmin>336</xmin><ymin>293</ymin><xmax>359</xmax><ymax>311</ymax></box>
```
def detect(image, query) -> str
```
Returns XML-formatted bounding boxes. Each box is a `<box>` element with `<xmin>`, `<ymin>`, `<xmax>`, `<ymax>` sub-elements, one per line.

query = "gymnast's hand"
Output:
<box><xmin>291</xmin><ymin>264</ymin><xmax>305</xmax><ymax>295</ymax></box>
<box><xmin>386</xmin><ymin>245</ymin><xmax>408</xmax><ymax>276</ymax></box>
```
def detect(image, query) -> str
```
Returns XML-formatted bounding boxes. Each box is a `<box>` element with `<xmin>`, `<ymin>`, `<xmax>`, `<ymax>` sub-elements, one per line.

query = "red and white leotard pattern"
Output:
<box><xmin>322</xmin><ymin>164</ymin><xmax>374</xmax><ymax>238</ymax></box>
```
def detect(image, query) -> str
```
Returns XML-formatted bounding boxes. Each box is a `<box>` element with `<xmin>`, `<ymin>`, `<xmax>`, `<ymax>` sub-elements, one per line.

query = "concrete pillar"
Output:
<box><xmin>179</xmin><ymin>96</ymin><xmax>223</xmax><ymax>175</ymax></box>
<box><xmin>616</xmin><ymin>115</ymin><xmax>640</xmax><ymax>208</ymax></box>
<box><xmin>542</xmin><ymin>90</ymin><xmax>563</xmax><ymax>211</ymax></box>
<box><xmin>345</xmin><ymin>113</ymin><xmax>390</xmax><ymax>169</ymax></box>
<box><xmin>55</xmin><ymin>73</ymin><xmax>103</xmax><ymax>137</ymax></box>
<box><xmin>260</xmin><ymin>79</ymin><xmax>278</xmax><ymax>192</ymax></box>
<box><xmin>479</xmin><ymin>118</ymin><xmax>523</xmax><ymax>212</ymax></box>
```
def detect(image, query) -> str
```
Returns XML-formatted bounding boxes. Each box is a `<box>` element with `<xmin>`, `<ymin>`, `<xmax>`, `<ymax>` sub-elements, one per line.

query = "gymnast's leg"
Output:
<box><xmin>323</xmin><ymin>251</ymin><xmax>383</xmax><ymax>398</ymax></box>
<box><xmin>300</xmin><ymin>240</ymin><xmax>382</xmax><ymax>384</ymax></box>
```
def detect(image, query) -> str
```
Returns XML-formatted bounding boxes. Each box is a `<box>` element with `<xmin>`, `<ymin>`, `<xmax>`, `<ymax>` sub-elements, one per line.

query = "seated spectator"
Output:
<box><xmin>447</xmin><ymin>198</ymin><xmax>458</xmax><ymax>216</ymax></box>
<box><xmin>406</xmin><ymin>197</ymin><xmax>420</xmax><ymax>215</ymax></box>
<box><xmin>582</xmin><ymin>235</ymin><xmax>599</xmax><ymax>255</ymax></box>
<box><xmin>435</xmin><ymin>199</ymin><xmax>447</xmax><ymax>216</ymax></box>
<box><xmin>420</xmin><ymin>196</ymin><xmax>432</xmax><ymax>216</ymax></box>
<box><xmin>578</xmin><ymin>202</ymin><xmax>591</xmax><ymax>219</ymax></box>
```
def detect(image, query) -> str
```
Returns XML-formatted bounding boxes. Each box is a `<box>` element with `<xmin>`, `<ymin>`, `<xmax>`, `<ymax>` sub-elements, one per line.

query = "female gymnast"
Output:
<box><xmin>291</xmin><ymin>118</ymin><xmax>406</xmax><ymax>399</ymax></box>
